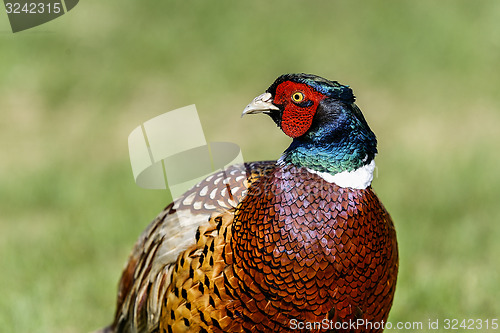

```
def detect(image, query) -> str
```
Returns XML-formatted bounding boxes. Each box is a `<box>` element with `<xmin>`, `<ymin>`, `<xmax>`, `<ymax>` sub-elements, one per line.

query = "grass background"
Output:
<box><xmin>1</xmin><ymin>1</ymin><xmax>499</xmax><ymax>332</ymax></box>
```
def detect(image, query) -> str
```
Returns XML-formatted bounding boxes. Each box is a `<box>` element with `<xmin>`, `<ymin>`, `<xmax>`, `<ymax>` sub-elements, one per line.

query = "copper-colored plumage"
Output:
<box><xmin>103</xmin><ymin>161</ymin><xmax>397</xmax><ymax>333</ymax></box>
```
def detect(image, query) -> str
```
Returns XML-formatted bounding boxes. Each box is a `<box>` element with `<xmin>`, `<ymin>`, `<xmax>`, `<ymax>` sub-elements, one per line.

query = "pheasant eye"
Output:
<box><xmin>291</xmin><ymin>91</ymin><xmax>305</xmax><ymax>103</ymax></box>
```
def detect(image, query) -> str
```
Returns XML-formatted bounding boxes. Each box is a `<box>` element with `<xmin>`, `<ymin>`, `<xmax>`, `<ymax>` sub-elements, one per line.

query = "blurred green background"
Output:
<box><xmin>1</xmin><ymin>1</ymin><xmax>499</xmax><ymax>332</ymax></box>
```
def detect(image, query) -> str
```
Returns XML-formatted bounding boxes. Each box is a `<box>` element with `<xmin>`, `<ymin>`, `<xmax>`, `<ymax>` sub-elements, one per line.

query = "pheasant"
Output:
<box><xmin>101</xmin><ymin>73</ymin><xmax>398</xmax><ymax>333</ymax></box>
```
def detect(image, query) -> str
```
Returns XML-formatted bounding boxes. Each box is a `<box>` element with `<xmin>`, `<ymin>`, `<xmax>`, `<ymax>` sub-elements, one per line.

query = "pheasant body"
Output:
<box><xmin>102</xmin><ymin>74</ymin><xmax>398</xmax><ymax>333</ymax></box>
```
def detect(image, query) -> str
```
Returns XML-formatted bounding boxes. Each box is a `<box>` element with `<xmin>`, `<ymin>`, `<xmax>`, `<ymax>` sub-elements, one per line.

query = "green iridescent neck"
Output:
<box><xmin>279</xmin><ymin>101</ymin><xmax>378</xmax><ymax>175</ymax></box>
<box><xmin>280</xmin><ymin>140</ymin><xmax>369</xmax><ymax>174</ymax></box>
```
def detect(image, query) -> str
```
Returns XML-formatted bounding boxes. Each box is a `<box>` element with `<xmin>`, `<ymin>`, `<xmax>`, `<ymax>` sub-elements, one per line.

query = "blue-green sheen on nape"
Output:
<box><xmin>280</xmin><ymin>94</ymin><xmax>377</xmax><ymax>175</ymax></box>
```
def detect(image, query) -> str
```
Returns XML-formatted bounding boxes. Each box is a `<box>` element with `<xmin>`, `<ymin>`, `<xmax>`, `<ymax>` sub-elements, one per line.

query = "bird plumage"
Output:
<box><xmin>100</xmin><ymin>74</ymin><xmax>398</xmax><ymax>333</ymax></box>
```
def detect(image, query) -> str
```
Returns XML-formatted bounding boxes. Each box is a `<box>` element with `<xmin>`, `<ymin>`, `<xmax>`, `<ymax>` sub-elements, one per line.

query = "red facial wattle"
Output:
<box><xmin>273</xmin><ymin>81</ymin><xmax>327</xmax><ymax>138</ymax></box>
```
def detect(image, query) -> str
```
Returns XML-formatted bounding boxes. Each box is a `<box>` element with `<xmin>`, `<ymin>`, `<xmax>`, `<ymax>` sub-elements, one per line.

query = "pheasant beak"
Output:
<box><xmin>242</xmin><ymin>92</ymin><xmax>280</xmax><ymax>117</ymax></box>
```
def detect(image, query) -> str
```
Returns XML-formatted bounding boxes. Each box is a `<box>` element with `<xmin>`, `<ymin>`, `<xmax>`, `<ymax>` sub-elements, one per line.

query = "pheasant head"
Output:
<box><xmin>243</xmin><ymin>73</ymin><xmax>378</xmax><ymax>189</ymax></box>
